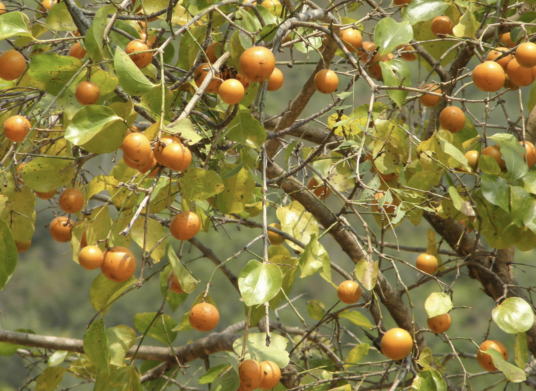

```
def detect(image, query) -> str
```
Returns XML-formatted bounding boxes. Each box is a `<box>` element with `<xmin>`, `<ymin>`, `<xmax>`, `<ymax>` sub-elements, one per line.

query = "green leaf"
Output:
<box><xmin>48</xmin><ymin>351</ymin><xmax>69</xmax><ymax>367</ymax></box>
<box><xmin>404</xmin><ymin>0</ymin><xmax>449</xmax><ymax>25</ymax></box>
<box><xmin>85</xmin><ymin>175</ymin><xmax>119</xmax><ymax>202</ymax></box>
<box><xmin>374</xmin><ymin>18</ymin><xmax>413</xmax><ymax>55</ymax></box>
<box><xmin>105</xmin><ymin>325</ymin><xmax>137</xmax><ymax>366</ymax></box>
<box><xmin>486</xmin><ymin>349</ymin><xmax>526</xmax><ymax>383</ymax></box>
<box><xmin>238</xmin><ymin>260</ymin><xmax>283</xmax><ymax>306</ymax></box>
<box><xmin>199</xmin><ymin>364</ymin><xmax>230</xmax><ymax>385</ymax></box>
<box><xmin>276</xmin><ymin>201</ymin><xmax>319</xmax><ymax>253</ymax></box>
<box><xmin>510</xmin><ymin>186</ymin><xmax>530</xmax><ymax>227</ymax></box>
<box><xmin>165</xmin><ymin>118</ymin><xmax>202</xmax><ymax>146</ymax></box>
<box><xmin>85</xmin><ymin>6</ymin><xmax>114</xmax><ymax>61</ymax></box>
<box><xmin>83</xmin><ymin>319</ymin><xmax>110</xmax><ymax>372</ymax></box>
<box><xmin>21</xmin><ymin>157</ymin><xmax>74</xmax><ymax>192</ymax></box>
<box><xmin>492</xmin><ymin>297</ymin><xmax>535</xmax><ymax>334</ymax></box>
<box><xmin>345</xmin><ymin>344</ymin><xmax>369</xmax><ymax>365</ymax></box>
<box><xmin>133</xmin><ymin>312</ymin><xmax>178</xmax><ymax>345</ymax></box>
<box><xmin>89</xmin><ymin>274</ymin><xmax>135</xmax><ymax>312</ymax></box>
<box><xmin>232</xmin><ymin>333</ymin><xmax>290</xmax><ymax>368</ymax></box>
<box><xmin>227</xmin><ymin>111</ymin><xmax>267</xmax><ymax>148</ymax></box>
<box><xmin>440</xmin><ymin>138</ymin><xmax>469</xmax><ymax>169</ymax></box>
<box><xmin>411</xmin><ymin>368</ymin><xmax>447</xmax><ymax>391</ymax></box>
<box><xmin>480</xmin><ymin>174</ymin><xmax>510</xmax><ymax>213</ymax></box>
<box><xmin>523</xmin><ymin>197</ymin><xmax>536</xmax><ymax>234</ymax></box>
<box><xmin>452</xmin><ymin>6</ymin><xmax>478</xmax><ymax>38</ymax></box>
<box><xmin>45</xmin><ymin>2</ymin><xmax>76</xmax><ymax>31</ymax></box>
<box><xmin>339</xmin><ymin>311</ymin><xmax>374</xmax><ymax>328</ymax></box>
<box><xmin>211</xmin><ymin>368</ymin><xmax>240</xmax><ymax>391</ymax></box>
<box><xmin>515</xmin><ymin>332</ymin><xmax>528</xmax><ymax>368</ymax></box>
<box><xmin>28</xmin><ymin>53</ymin><xmax>82</xmax><ymax>96</ymax></box>
<box><xmin>0</xmin><ymin>220</ymin><xmax>17</xmax><ymax>292</ymax></box>
<box><xmin>354</xmin><ymin>259</ymin><xmax>379</xmax><ymax>290</ymax></box>
<box><xmin>95</xmin><ymin>365</ymin><xmax>143</xmax><ymax>391</ymax></box>
<box><xmin>307</xmin><ymin>299</ymin><xmax>326</xmax><ymax>320</ymax></box>
<box><xmin>448</xmin><ymin>186</ymin><xmax>462</xmax><ymax>211</ymax></box>
<box><xmin>522</xmin><ymin>171</ymin><xmax>536</xmax><ymax>194</ymax></box>
<box><xmin>65</xmin><ymin>105</ymin><xmax>127</xmax><ymax>154</ymax></box>
<box><xmin>131</xmin><ymin>218</ymin><xmax>167</xmax><ymax>263</ymax></box>
<box><xmin>478</xmin><ymin>154</ymin><xmax>502</xmax><ymax>175</ymax></box>
<box><xmin>159</xmin><ymin>265</ymin><xmax>188</xmax><ymax>312</ymax></box>
<box><xmin>114</xmin><ymin>47</ymin><xmax>155</xmax><ymax>96</ymax></box>
<box><xmin>167</xmin><ymin>246</ymin><xmax>199</xmax><ymax>294</ymax></box>
<box><xmin>268</xmin><ymin>247</ymin><xmax>299</xmax><ymax>309</ymax></box>
<box><xmin>6</xmin><ymin>186</ymin><xmax>35</xmax><ymax>243</ymax></box>
<box><xmin>379</xmin><ymin>60</ymin><xmax>411</xmax><ymax>108</ymax></box>
<box><xmin>178</xmin><ymin>168</ymin><xmax>225</xmax><ymax>201</ymax></box>
<box><xmin>424</xmin><ymin>292</ymin><xmax>452</xmax><ymax>318</ymax></box>
<box><xmin>0</xmin><ymin>12</ymin><xmax>33</xmax><ymax>42</ymax></box>
<box><xmin>417</xmin><ymin>347</ymin><xmax>433</xmax><ymax>368</ymax></box>
<box><xmin>299</xmin><ymin>234</ymin><xmax>332</xmax><ymax>283</ymax></box>
<box><xmin>35</xmin><ymin>367</ymin><xmax>67</xmax><ymax>391</ymax></box>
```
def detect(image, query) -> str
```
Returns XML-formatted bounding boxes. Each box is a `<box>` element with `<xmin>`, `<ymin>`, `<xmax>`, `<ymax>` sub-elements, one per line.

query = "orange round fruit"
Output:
<box><xmin>170</xmin><ymin>211</ymin><xmax>200</xmax><ymax>241</ymax></box>
<box><xmin>260</xmin><ymin>361</ymin><xmax>281</xmax><ymax>389</ymax></box>
<box><xmin>167</xmin><ymin>271</ymin><xmax>185</xmax><ymax>294</ymax></box>
<box><xmin>439</xmin><ymin>106</ymin><xmax>465</xmax><ymax>133</ymax></box>
<box><xmin>189</xmin><ymin>302</ymin><xmax>219</xmax><ymax>331</ymax></box>
<box><xmin>162</xmin><ymin>142</ymin><xmax>191</xmax><ymax>172</ymax></box>
<box><xmin>340</xmin><ymin>28</ymin><xmax>362</xmax><ymax>53</ymax></box>
<box><xmin>431</xmin><ymin>16</ymin><xmax>453</xmax><ymax>37</ymax></box>
<box><xmin>359</xmin><ymin>42</ymin><xmax>377</xmax><ymax>63</ymax></box>
<box><xmin>75</xmin><ymin>81</ymin><xmax>100</xmax><ymax>105</ymax></box>
<box><xmin>520</xmin><ymin>141</ymin><xmax>536</xmax><ymax>168</ymax></box>
<box><xmin>314</xmin><ymin>69</ymin><xmax>338</xmax><ymax>94</ymax></box>
<box><xmin>506</xmin><ymin>58</ymin><xmax>536</xmax><ymax>86</ymax></box>
<box><xmin>219</xmin><ymin>79</ymin><xmax>245</xmax><ymax>105</ymax></box>
<box><xmin>15</xmin><ymin>240</ymin><xmax>31</xmax><ymax>253</ymax></box>
<box><xmin>137</xmin><ymin>151</ymin><xmax>158</xmax><ymax>176</ymax></box>
<box><xmin>139</xmin><ymin>31</ymin><xmax>157</xmax><ymax>47</ymax></box>
<box><xmin>194</xmin><ymin>63</ymin><xmax>222</xmax><ymax>93</ymax></box>
<box><xmin>337</xmin><ymin>280</ymin><xmax>361</xmax><ymax>304</ymax></box>
<box><xmin>477</xmin><ymin>340</ymin><xmax>508</xmax><ymax>371</ymax></box>
<box><xmin>267</xmin><ymin>223</ymin><xmax>284</xmax><ymax>246</ymax></box>
<box><xmin>397</xmin><ymin>44</ymin><xmax>416</xmax><ymax>61</ymax></box>
<box><xmin>503</xmin><ymin>74</ymin><xmax>519</xmax><ymax>91</ymax></box>
<box><xmin>394</xmin><ymin>0</ymin><xmax>411</xmax><ymax>5</ymax></box>
<box><xmin>267</xmin><ymin>68</ymin><xmax>284</xmax><ymax>91</ymax></box>
<box><xmin>122</xmin><ymin>133</ymin><xmax>152</xmax><ymax>164</ymax></box>
<box><xmin>69</xmin><ymin>42</ymin><xmax>86</xmax><ymax>59</ymax></box>
<box><xmin>239</xmin><ymin>46</ymin><xmax>275</xmax><ymax>82</ymax></box>
<box><xmin>419</xmin><ymin>84</ymin><xmax>441</xmax><ymax>108</ymax></box>
<box><xmin>499</xmin><ymin>32</ymin><xmax>516</xmax><ymax>48</ymax></box>
<box><xmin>3</xmin><ymin>115</ymin><xmax>31</xmax><ymax>142</ymax></box>
<box><xmin>416</xmin><ymin>253</ymin><xmax>438</xmax><ymax>274</ymax></box>
<box><xmin>0</xmin><ymin>2</ymin><xmax>6</xmax><ymax>14</ymax></box>
<box><xmin>59</xmin><ymin>188</ymin><xmax>84</xmax><ymax>214</ymax></box>
<box><xmin>101</xmin><ymin>246</ymin><xmax>136</xmax><ymax>283</ymax></box>
<box><xmin>472</xmin><ymin>61</ymin><xmax>505</xmax><ymax>92</ymax></box>
<box><xmin>381</xmin><ymin>328</ymin><xmax>413</xmax><ymax>360</ymax></box>
<box><xmin>0</xmin><ymin>50</ymin><xmax>27</xmax><ymax>81</ymax></box>
<box><xmin>307</xmin><ymin>176</ymin><xmax>331</xmax><ymax>200</ymax></box>
<box><xmin>239</xmin><ymin>359</ymin><xmax>263</xmax><ymax>390</ymax></box>
<box><xmin>125</xmin><ymin>40</ymin><xmax>153</xmax><ymax>68</ymax></box>
<box><xmin>236</xmin><ymin>74</ymin><xmax>251</xmax><ymax>90</ymax></box>
<box><xmin>78</xmin><ymin>245</ymin><xmax>104</xmax><ymax>270</ymax></box>
<box><xmin>50</xmin><ymin>216</ymin><xmax>73</xmax><ymax>243</ymax></box>
<box><xmin>35</xmin><ymin>189</ymin><xmax>56</xmax><ymax>200</ymax></box>
<box><xmin>40</xmin><ymin>0</ymin><xmax>57</xmax><ymax>11</ymax></box>
<box><xmin>486</xmin><ymin>47</ymin><xmax>513</xmax><ymax>70</ymax></box>
<box><xmin>465</xmin><ymin>150</ymin><xmax>479</xmax><ymax>172</ymax></box>
<box><xmin>206</xmin><ymin>42</ymin><xmax>218</xmax><ymax>63</ymax></box>
<box><xmin>482</xmin><ymin>145</ymin><xmax>506</xmax><ymax>170</ymax></box>
<box><xmin>427</xmin><ymin>313</ymin><xmax>451</xmax><ymax>334</ymax></box>
<box><xmin>154</xmin><ymin>135</ymin><xmax>180</xmax><ymax>165</ymax></box>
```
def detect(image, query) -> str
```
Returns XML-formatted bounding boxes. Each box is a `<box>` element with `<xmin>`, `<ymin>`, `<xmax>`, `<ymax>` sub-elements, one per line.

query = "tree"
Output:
<box><xmin>1</xmin><ymin>0</ymin><xmax>536</xmax><ymax>389</ymax></box>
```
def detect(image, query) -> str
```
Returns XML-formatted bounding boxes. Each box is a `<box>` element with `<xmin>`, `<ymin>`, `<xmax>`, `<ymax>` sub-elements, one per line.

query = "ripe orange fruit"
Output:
<box><xmin>416</xmin><ymin>253</ymin><xmax>438</xmax><ymax>274</ymax></box>
<box><xmin>503</xmin><ymin>74</ymin><xmax>519</xmax><ymax>91</ymax></box>
<box><xmin>314</xmin><ymin>69</ymin><xmax>338</xmax><ymax>94</ymax></box>
<box><xmin>40</xmin><ymin>0</ymin><xmax>56</xmax><ymax>11</ymax></box>
<box><xmin>0</xmin><ymin>50</ymin><xmax>27</xmax><ymax>81</ymax></box>
<box><xmin>50</xmin><ymin>216</ymin><xmax>73</xmax><ymax>243</ymax></box>
<box><xmin>472</xmin><ymin>61</ymin><xmax>505</xmax><ymax>92</ymax></box>
<box><xmin>307</xmin><ymin>177</ymin><xmax>331</xmax><ymax>200</ymax></box>
<box><xmin>206</xmin><ymin>42</ymin><xmax>218</xmax><ymax>63</ymax></box>
<box><xmin>219</xmin><ymin>79</ymin><xmax>245</xmax><ymax>105</ymax></box>
<box><xmin>239</xmin><ymin>46</ymin><xmax>276</xmax><ymax>82</ymax></box>
<box><xmin>3</xmin><ymin>115</ymin><xmax>31</xmax><ymax>142</ymax></box>
<box><xmin>337</xmin><ymin>280</ymin><xmax>361</xmax><ymax>304</ymax></box>
<box><xmin>261</xmin><ymin>0</ymin><xmax>280</xmax><ymax>14</ymax></box>
<box><xmin>239</xmin><ymin>359</ymin><xmax>263</xmax><ymax>390</ymax></box>
<box><xmin>520</xmin><ymin>141</ymin><xmax>536</xmax><ymax>168</ymax></box>
<box><xmin>80</xmin><ymin>228</ymin><xmax>87</xmax><ymax>248</ymax></box>
<box><xmin>267</xmin><ymin>223</ymin><xmax>284</xmax><ymax>246</ymax></box>
<box><xmin>381</xmin><ymin>328</ymin><xmax>413</xmax><ymax>360</ymax></box>
<box><xmin>340</xmin><ymin>28</ymin><xmax>362</xmax><ymax>53</ymax></box>
<box><xmin>137</xmin><ymin>151</ymin><xmax>158</xmax><ymax>176</ymax></box>
<box><xmin>139</xmin><ymin>31</ymin><xmax>157</xmax><ymax>47</ymax></box>
<box><xmin>482</xmin><ymin>145</ymin><xmax>506</xmax><ymax>170</ymax></box>
<box><xmin>486</xmin><ymin>47</ymin><xmax>513</xmax><ymax>70</ymax></box>
<box><xmin>499</xmin><ymin>32</ymin><xmax>516</xmax><ymax>48</ymax></box>
<box><xmin>75</xmin><ymin>81</ymin><xmax>100</xmax><ymax>105</ymax></box>
<box><xmin>101</xmin><ymin>246</ymin><xmax>136</xmax><ymax>283</ymax></box>
<box><xmin>15</xmin><ymin>240</ymin><xmax>31</xmax><ymax>253</ymax></box>
<box><xmin>477</xmin><ymin>340</ymin><xmax>508</xmax><ymax>371</ymax></box>
<box><xmin>359</xmin><ymin>42</ymin><xmax>377</xmax><ymax>63</ymax></box>
<box><xmin>79</xmin><ymin>245</ymin><xmax>104</xmax><ymax>270</ymax></box>
<box><xmin>59</xmin><ymin>188</ymin><xmax>84</xmax><ymax>214</ymax></box>
<box><xmin>189</xmin><ymin>302</ymin><xmax>219</xmax><ymax>331</ymax></box>
<box><xmin>506</xmin><ymin>58</ymin><xmax>536</xmax><ymax>86</ymax></box>
<box><xmin>236</xmin><ymin>74</ymin><xmax>251</xmax><ymax>90</ymax></box>
<box><xmin>439</xmin><ymin>106</ymin><xmax>465</xmax><ymax>133</ymax></box>
<box><xmin>427</xmin><ymin>313</ymin><xmax>451</xmax><ymax>333</ymax></box>
<box><xmin>267</xmin><ymin>68</ymin><xmax>284</xmax><ymax>91</ymax></box>
<box><xmin>125</xmin><ymin>40</ymin><xmax>153</xmax><ymax>68</ymax></box>
<box><xmin>397</xmin><ymin>44</ymin><xmax>416</xmax><ymax>61</ymax></box>
<box><xmin>170</xmin><ymin>211</ymin><xmax>200</xmax><ymax>241</ymax></box>
<box><xmin>122</xmin><ymin>133</ymin><xmax>152</xmax><ymax>164</ymax></box>
<box><xmin>260</xmin><ymin>361</ymin><xmax>281</xmax><ymax>389</ymax></box>
<box><xmin>154</xmin><ymin>135</ymin><xmax>180</xmax><ymax>165</ymax></box>
<box><xmin>162</xmin><ymin>142</ymin><xmax>191</xmax><ymax>172</ymax></box>
<box><xmin>465</xmin><ymin>150</ymin><xmax>479</xmax><ymax>172</ymax></box>
<box><xmin>419</xmin><ymin>84</ymin><xmax>441</xmax><ymax>108</ymax></box>
<box><xmin>194</xmin><ymin>63</ymin><xmax>222</xmax><ymax>93</ymax></box>
<box><xmin>35</xmin><ymin>189</ymin><xmax>56</xmax><ymax>200</ymax></box>
<box><xmin>167</xmin><ymin>271</ymin><xmax>185</xmax><ymax>294</ymax></box>
<box><xmin>69</xmin><ymin>42</ymin><xmax>86</xmax><ymax>59</ymax></box>
<box><xmin>431</xmin><ymin>16</ymin><xmax>453</xmax><ymax>37</ymax></box>
<box><xmin>0</xmin><ymin>2</ymin><xmax>6</xmax><ymax>14</ymax></box>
